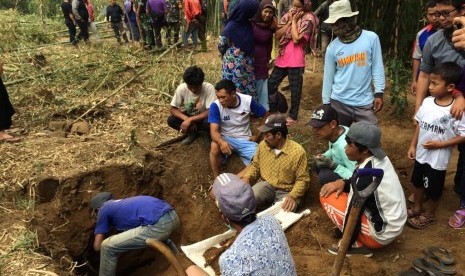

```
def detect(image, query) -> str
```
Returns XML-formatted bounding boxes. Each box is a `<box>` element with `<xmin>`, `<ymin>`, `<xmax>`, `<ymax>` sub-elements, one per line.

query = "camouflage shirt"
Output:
<box><xmin>166</xmin><ymin>0</ymin><xmax>180</xmax><ymax>22</ymax></box>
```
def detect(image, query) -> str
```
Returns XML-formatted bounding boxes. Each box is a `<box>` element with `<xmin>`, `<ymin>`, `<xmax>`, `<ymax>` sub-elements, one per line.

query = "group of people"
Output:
<box><xmin>407</xmin><ymin>0</ymin><xmax>465</xmax><ymax>231</ymax></box>
<box><xmin>61</xmin><ymin>0</ymin><xmax>208</xmax><ymax>50</ymax></box>
<box><xmin>50</xmin><ymin>0</ymin><xmax>465</xmax><ymax>275</ymax></box>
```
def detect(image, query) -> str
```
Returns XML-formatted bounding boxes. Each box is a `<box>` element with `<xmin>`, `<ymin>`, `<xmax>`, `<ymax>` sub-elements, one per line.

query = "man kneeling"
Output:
<box><xmin>319</xmin><ymin>122</ymin><xmax>407</xmax><ymax>257</ymax></box>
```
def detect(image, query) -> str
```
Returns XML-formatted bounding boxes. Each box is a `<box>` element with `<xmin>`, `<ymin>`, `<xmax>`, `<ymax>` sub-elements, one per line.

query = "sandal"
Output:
<box><xmin>413</xmin><ymin>257</ymin><xmax>455</xmax><ymax>275</ymax></box>
<box><xmin>423</xmin><ymin>247</ymin><xmax>455</xmax><ymax>265</ymax></box>
<box><xmin>407</xmin><ymin>207</ymin><xmax>422</xmax><ymax>218</ymax></box>
<box><xmin>407</xmin><ymin>213</ymin><xmax>435</xmax><ymax>229</ymax></box>
<box><xmin>448</xmin><ymin>209</ymin><xmax>465</xmax><ymax>229</ymax></box>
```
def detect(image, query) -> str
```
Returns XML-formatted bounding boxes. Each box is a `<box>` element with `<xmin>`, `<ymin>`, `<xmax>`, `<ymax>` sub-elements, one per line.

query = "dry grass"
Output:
<box><xmin>1</xmin><ymin>13</ymin><xmax>222</xmax><ymax>193</ymax></box>
<box><xmin>0</xmin><ymin>9</ymin><xmax>222</xmax><ymax>274</ymax></box>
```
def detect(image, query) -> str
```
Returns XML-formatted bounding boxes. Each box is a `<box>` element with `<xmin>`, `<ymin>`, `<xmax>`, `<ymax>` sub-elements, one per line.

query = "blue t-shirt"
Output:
<box><xmin>219</xmin><ymin>214</ymin><xmax>297</xmax><ymax>276</ymax></box>
<box><xmin>94</xmin><ymin>196</ymin><xmax>173</xmax><ymax>234</ymax></box>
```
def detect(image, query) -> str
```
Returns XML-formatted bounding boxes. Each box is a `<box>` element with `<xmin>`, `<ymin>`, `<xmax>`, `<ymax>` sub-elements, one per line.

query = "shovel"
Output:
<box><xmin>331</xmin><ymin>168</ymin><xmax>384</xmax><ymax>276</ymax></box>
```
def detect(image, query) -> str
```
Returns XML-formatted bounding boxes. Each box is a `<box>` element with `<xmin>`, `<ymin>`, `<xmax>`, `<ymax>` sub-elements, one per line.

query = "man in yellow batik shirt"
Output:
<box><xmin>241</xmin><ymin>114</ymin><xmax>310</xmax><ymax>212</ymax></box>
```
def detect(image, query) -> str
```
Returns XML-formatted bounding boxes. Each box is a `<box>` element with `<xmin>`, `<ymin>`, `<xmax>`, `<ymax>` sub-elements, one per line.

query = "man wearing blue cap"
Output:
<box><xmin>186</xmin><ymin>173</ymin><xmax>296</xmax><ymax>276</ymax></box>
<box><xmin>90</xmin><ymin>193</ymin><xmax>179</xmax><ymax>276</ymax></box>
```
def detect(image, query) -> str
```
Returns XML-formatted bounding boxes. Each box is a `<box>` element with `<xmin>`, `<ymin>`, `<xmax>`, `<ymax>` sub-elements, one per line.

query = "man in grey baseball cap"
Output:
<box><xmin>186</xmin><ymin>173</ymin><xmax>296</xmax><ymax>276</ymax></box>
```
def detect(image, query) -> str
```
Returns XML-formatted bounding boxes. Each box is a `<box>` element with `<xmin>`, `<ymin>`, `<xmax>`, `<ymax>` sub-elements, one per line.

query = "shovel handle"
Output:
<box><xmin>350</xmin><ymin>168</ymin><xmax>383</xmax><ymax>207</ymax></box>
<box><xmin>146</xmin><ymin>239</ymin><xmax>187</xmax><ymax>276</ymax></box>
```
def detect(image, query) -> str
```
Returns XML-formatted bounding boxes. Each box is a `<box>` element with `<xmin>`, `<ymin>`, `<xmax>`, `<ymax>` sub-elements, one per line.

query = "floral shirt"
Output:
<box><xmin>219</xmin><ymin>214</ymin><xmax>297</xmax><ymax>276</ymax></box>
<box><xmin>218</xmin><ymin>36</ymin><xmax>256</xmax><ymax>98</ymax></box>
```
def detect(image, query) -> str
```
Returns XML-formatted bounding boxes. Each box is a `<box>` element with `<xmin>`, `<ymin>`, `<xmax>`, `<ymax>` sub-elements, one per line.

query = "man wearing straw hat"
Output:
<box><xmin>321</xmin><ymin>0</ymin><xmax>385</xmax><ymax>127</ymax></box>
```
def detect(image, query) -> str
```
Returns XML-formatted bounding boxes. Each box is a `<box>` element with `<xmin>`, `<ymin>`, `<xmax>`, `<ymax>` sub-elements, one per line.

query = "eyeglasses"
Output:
<box><xmin>433</xmin><ymin>8</ymin><xmax>456</xmax><ymax>18</ymax></box>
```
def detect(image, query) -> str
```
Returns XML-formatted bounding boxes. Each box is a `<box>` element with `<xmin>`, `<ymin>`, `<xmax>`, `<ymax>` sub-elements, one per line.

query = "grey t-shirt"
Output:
<box><xmin>420</xmin><ymin>29</ymin><xmax>465</xmax><ymax>73</ymax></box>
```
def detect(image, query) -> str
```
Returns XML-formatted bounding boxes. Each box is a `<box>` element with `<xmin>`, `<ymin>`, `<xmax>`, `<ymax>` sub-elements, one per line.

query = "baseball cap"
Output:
<box><xmin>324</xmin><ymin>0</ymin><xmax>359</xmax><ymax>24</ymax></box>
<box><xmin>347</xmin><ymin>122</ymin><xmax>386</xmax><ymax>159</ymax></box>
<box><xmin>90</xmin><ymin>192</ymin><xmax>113</xmax><ymax>210</ymax></box>
<box><xmin>211</xmin><ymin>173</ymin><xmax>256</xmax><ymax>221</ymax></box>
<box><xmin>257</xmin><ymin>113</ymin><xmax>287</xmax><ymax>133</ymax></box>
<box><xmin>308</xmin><ymin>105</ymin><xmax>338</xmax><ymax>128</ymax></box>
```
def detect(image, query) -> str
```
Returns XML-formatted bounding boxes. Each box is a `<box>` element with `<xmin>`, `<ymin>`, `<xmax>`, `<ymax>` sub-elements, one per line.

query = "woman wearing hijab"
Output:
<box><xmin>268</xmin><ymin>0</ymin><xmax>317</xmax><ymax>125</ymax></box>
<box><xmin>218</xmin><ymin>0</ymin><xmax>260</xmax><ymax>97</ymax></box>
<box><xmin>252</xmin><ymin>0</ymin><xmax>278</xmax><ymax>110</ymax></box>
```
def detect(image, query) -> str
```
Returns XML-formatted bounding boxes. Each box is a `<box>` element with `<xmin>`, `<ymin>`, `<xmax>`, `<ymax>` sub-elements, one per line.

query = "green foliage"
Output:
<box><xmin>386</xmin><ymin>59</ymin><xmax>409</xmax><ymax>115</ymax></box>
<box><xmin>11</xmin><ymin>230</ymin><xmax>38</xmax><ymax>251</ymax></box>
<box><xmin>14</xmin><ymin>196</ymin><xmax>35</xmax><ymax>211</ymax></box>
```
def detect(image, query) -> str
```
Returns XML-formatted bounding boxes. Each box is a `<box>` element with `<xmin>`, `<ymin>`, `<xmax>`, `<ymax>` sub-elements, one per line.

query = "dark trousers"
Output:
<box><xmin>65</xmin><ymin>20</ymin><xmax>77</xmax><ymax>44</ymax></box>
<box><xmin>455</xmin><ymin>144</ymin><xmax>465</xmax><ymax>208</ymax></box>
<box><xmin>196</xmin><ymin>14</ymin><xmax>206</xmax><ymax>42</ymax></box>
<box><xmin>313</xmin><ymin>161</ymin><xmax>342</xmax><ymax>186</ymax></box>
<box><xmin>267</xmin><ymin>66</ymin><xmax>304</xmax><ymax>120</ymax></box>
<box><xmin>167</xmin><ymin>115</ymin><xmax>209</xmax><ymax>133</ymax></box>
<box><xmin>76</xmin><ymin>19</ymin><xmax>89</xmax><ymax>41</ymax></box>
<box><xmin>165</xmin><ymin>21</ymin><xmax>180</xmax><ymax>44</ymax></box>
<box><xmin>150</xmin><ymin>15</ymin><xmax>165</xmax><ymax>47</ymax></box>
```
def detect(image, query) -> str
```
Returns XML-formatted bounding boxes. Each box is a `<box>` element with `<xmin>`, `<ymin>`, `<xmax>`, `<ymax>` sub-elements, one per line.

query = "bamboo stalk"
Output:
<box><xmin>71</xmin><ymin>41</ymin><xmax>182</xmax><ymax>124</ymax></box>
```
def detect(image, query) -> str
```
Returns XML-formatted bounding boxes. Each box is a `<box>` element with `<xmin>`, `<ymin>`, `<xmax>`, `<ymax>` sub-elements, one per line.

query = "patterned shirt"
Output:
<box><xmin>244</xmin><ymin>139</ymin><xmax>310</xmax><ymax>199</ymax></box>
<box><xmin>219</xmin><ymin>214</ymin><xmax>297</xmax><ymax>276</ymax></box>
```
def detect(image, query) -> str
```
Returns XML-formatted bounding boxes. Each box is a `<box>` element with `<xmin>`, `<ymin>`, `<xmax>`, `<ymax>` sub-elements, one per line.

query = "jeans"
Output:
<box><xmin>183</xmin><ymin>21</ymin><xmax>198</xmax><ymax>46</ymax></box>
<box><xmin>98</xmin><ymin>210</ymin><xmax>179</xmax><ymax>276</ymax></box>
<box><xmin>255</xmin><ymin>79</ymin><xmax>269</xmax><ymax>111</ymax></box>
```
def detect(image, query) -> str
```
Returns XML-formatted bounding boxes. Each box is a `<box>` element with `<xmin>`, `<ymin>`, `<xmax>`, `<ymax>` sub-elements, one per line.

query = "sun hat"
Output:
<box><xmin>212</xmin><ymin>173</ymin><xmax>256</xmax><ymax>221</ymax></box>
<box><xmin>347</xmin><ymin>122</ymin><xmax>386</xmax><ymax>159</ymax></box>
<box><xmin>257</xmin><ymin>113</ymin><xmax>287</xmax><ymax>133</ymax></box>
<box><xmin>324</xmin><ymin>0</ymin><xmax>359</xmax><ymax>24</ymax></box>
<box><xmin>308</xmin><ymin>105</ymin><xmax>338</xmax><ymax>128</ymax></box>
<box><xmin>90</xmin><ymin>192</ymin><xmax>113</xmax><ymax>210</ymax></box>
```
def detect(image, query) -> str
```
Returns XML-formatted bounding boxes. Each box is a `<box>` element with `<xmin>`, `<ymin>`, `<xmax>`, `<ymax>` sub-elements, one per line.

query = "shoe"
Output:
<box><xmin>180</xmin><ymin>132</ymin><xmax>198</xmax><ymax>145</ymax></box>
<box><xmin>286</xmin><ymin>117</ymin><xmax>297</xmax><ymax>126</ymax></box>
<box><xmin>328</xmin><ymin>244</ymin><xmax>373</xmax><ymax>257</ymax></box>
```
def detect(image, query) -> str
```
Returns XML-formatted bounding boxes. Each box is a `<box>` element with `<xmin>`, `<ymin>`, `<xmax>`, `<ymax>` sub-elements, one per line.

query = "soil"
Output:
<box><xmin>2</xmin><ymin>47</ymin><xmax>465</xmax><ymax>276</ymax></box>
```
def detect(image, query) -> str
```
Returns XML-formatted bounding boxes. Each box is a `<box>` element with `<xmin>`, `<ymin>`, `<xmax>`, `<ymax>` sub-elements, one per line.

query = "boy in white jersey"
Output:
<box><xmin>408</xmin><ymin>62</ymin><xmax>465</xmax><ymax>229</ymax></box>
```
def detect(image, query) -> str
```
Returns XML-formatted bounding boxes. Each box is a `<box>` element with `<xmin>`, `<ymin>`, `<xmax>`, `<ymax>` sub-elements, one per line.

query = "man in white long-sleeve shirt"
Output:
<box><xmin>321</xmin><ymin>0</ymin><xmax>385</xmax><ymax>127</ymax></box>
